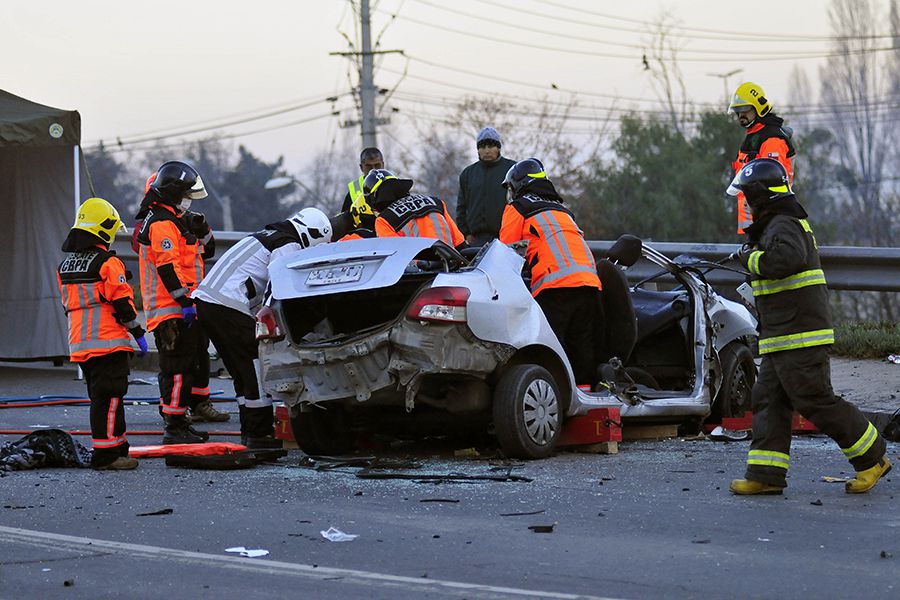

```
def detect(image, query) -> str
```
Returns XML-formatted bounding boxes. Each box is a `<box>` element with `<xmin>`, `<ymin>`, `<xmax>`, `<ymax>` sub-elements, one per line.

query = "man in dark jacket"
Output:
<box><xmin>456</xmin><ymin>127</ymin><xmax>515</xmax><ymax>245</ymax></box>
<box><xmin>728</xmin><ymin>158</ymin><xmax>891</xmax><ymax>496</ymax></box>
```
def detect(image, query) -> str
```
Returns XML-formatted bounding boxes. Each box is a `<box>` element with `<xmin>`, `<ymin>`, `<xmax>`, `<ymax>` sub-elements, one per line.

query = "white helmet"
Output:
<box><xmin>287</xmin><ymin>207</ymin><xmax>332</xmax><ymax>248</ymax></box>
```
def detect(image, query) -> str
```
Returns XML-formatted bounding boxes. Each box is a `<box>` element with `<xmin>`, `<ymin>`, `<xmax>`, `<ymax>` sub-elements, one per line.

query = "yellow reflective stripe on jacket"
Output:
<box><xmin>747</xmin><ymin>449</ymin><xmax>790</xmax><ymax>469</ymax></box>
<box><xmin>842</xmin><ymin>422</ymin><xmax>878</xmax><ymax>460</ymax></box>
<box><xmin>751</xmin><ymin>269</ymin><xmax>827</xmax><ymax>296</ymax></box>
<box><xmin>758</xmin><ymin>328</ymin><xmax>835</xmax><ymax>354</ymax></box>
<box><xmin>799</xmin><ymin>219</ymin><xmax>819</xmax><ymax>248</ymax></box>
<box><xmin>748</xmin><ymin>250</ymin><xmax>763</xmax><ymax>275</ymax></box>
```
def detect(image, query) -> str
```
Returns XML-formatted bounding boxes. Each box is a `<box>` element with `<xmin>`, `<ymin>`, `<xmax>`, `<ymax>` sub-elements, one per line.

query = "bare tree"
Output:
<box><xmin>390</xmin><ymin>93</ymin><xmax>608</xmax><ymax>212</ymax></box>
<box><xmin>819</xmin><ymin>0</ymin><xmax>898</xmax><ymax>247</ymax></box>
<box><xmin>817</xmin><ymin>0</ymin><xmax>899</xmax><ymax>321</ymax></box>
<box><xmin>643</xmin><ymin>12</ymin><xmax>691</xmax><ymax>136</ymax></box>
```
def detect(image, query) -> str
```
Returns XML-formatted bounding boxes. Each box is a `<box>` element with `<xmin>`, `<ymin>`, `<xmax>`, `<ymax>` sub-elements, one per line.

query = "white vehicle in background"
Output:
<box><xmin>256</xmin><ymin>235</ymin><xmax>757</xmax><ymax>458</ymax></box>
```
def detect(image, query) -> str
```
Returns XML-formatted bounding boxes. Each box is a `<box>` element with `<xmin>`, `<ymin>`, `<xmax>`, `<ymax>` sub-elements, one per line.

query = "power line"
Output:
<box><xmin>529</xmin><ymin>0</ymin><xmax>898</xmax><ymax>42</ymax></box>
<box><xmin>414</xmin><ymin>0</ymin><xmax>854</xmax><ymax>56</ymax></box>
<box><xmin>385</xmin><ymin>60</ymin><xmax>900</xmax><ymax>120</ymax></box>
<box><xmin>93</xmin><ymin>111</ymin><xmax>339</xmax><ymax>155</ymax></box>
<box><xmin>86</xmin><ymin>92</ymin><xmax>347</xmax><ymax>145</ymax></box>
<box><xmin>85</xmin><ymin>93</ymin><xmax>349</xmax><ymax>150</ymax></box>
<box><xmin>380</xmin><ymin>5</ymin><xmax>900</xmax><ymax>63</ymax></box>
<box><xmin>403</xmin><ymin>54</ymin><xmax>900</xmax><ymax>111</ymax></box>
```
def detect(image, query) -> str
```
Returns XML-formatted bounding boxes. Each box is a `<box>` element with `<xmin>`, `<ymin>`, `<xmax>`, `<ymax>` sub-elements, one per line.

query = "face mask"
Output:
<box><xmin>178</xmin><ymin>198</ymin><xmax>193</xmax><ymax>212</ymax></box>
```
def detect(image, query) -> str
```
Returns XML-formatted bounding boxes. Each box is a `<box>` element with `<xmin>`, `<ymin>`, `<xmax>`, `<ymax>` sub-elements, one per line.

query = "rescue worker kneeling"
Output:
<box><xmin>135</xmin><ymin>161</ymin><xmax>223</xmax><ymax>444</ymax></box>
<box><xmin>498</xmin><ymin>158</ymin><xmax>601</xmax><ymax>388</ymax></box>
<box><xmin>192</xmin><ymin>208</ymin><xmax>333</xmax><ymax>447</ymax></box>
<box><xmin>727</xmin><ymin>158</ymin><xmax>891</xmax><ymax>495</ymax></box>
<box><xmin>58</xmin><ymin>198</ymin><xmax>146</xmax><ymax>470</ymax></box>
<box><xmin>364</xmin><ymin>169</ymin><xmax>466</xmax><ymax>249</ymax></box>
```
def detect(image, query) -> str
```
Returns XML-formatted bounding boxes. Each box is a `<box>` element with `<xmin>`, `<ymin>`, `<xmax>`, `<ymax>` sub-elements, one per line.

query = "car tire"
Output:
<box><xmin>493</xmin><ymin>364</ymin><xmax>562</xmax><ymax>459</ymax></box>
<box><xmin>710</xmin><ymin>341</ymin><xmax>756</xmax><ymax>421</ymax></box>
<box><xmin>290</xmin><ymin>405</ymin><xmax>356</xmax><ymax>456</ymax></box>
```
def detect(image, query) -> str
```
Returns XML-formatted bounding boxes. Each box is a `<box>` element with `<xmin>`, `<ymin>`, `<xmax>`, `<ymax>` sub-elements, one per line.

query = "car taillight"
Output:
<box><xmin>406</xmin><ymin>286</ymin><xmax>470</xmax><ymax>323</ymax></box>
<box><xmin>255</xmin><ymin>306</ymin><xmax>284</xmax><ymax>340</ymax></box>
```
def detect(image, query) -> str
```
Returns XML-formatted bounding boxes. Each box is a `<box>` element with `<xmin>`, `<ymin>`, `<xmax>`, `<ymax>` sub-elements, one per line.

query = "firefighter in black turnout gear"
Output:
<box><xmin>728</xmin><ymin>158</ymin><xmax>891</xmax><ymax>495</ymax></box>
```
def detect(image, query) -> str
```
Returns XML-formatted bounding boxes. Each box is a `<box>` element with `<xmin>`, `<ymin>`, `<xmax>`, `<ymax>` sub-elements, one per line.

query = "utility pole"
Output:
<box><xmin>359</xmin><ymin>0</ymin><xmax>377</xmax><ymax>148</ymax></box>
<box><xmin>330</xmin><ymin>1</ymin><xmax>402</xmax><ymax>147</ymax></box>
<box><xmin>707</xmin><ymin>68</ymin><xmax>744</xmax><ymax>105</ymax></box>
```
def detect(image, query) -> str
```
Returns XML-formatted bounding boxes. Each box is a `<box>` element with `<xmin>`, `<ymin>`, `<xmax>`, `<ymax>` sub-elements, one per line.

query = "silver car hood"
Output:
<box><xmin>268</xmin><ymin>237</ymin><xmax>438</xmax><ymax>300</ymax></box>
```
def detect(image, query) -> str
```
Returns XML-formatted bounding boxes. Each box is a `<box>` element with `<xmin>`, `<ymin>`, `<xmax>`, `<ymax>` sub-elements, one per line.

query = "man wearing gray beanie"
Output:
<box><xmin>456</xmin><ymin>126</ymin><xmax>516</xmax><ymax>245</ymax></box>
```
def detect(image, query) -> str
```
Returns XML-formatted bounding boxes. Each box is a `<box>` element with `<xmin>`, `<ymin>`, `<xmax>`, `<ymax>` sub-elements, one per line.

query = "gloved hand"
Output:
<box><xmin>182</xmin><ymin>305</ymin><xmax>197</xmax><ymax>327</ymax></box>
<box><xmin>729</xmin><ymin>244</ymin><xmax>753</xmax><ymax>264</ymax></box>
<box><xmin>135</xmin><ymin>335</ymin><xmax>148</xmax><ymax>357</ymax></box>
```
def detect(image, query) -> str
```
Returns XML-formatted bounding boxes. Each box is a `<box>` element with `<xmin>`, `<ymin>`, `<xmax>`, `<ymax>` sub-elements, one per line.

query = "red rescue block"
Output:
<box><xmin>557</xmin><ymin>408</ymin><xmax>622</xmax><ymax>446</ymax></box>
<box><xmin>706</xmin><ymin>411</ymin><xmax>819</xmax><ymax>434</ymax></box>
<box><xmin>274</xmin><ymin>404</ymin><xmax>295</xmax><ymax>442</ymax></box>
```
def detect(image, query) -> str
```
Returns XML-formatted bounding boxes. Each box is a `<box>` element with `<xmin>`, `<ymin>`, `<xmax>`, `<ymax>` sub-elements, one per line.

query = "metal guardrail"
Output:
<box><xmin>113</xmin><ymin>232</ymin><xmax>900</xmax><ymax>293</ymax></box>
<box><xmin>587</xmin><ymin>241</ymin><xmax>900</xmax><ymax>293</ymax></box>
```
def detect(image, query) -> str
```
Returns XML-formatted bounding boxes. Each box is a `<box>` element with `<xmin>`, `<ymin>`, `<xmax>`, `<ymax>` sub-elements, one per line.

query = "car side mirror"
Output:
<box><xmin>608</xmin><ymin>234</ymin><xmax>642</xmax><ymax>267</ymax></box>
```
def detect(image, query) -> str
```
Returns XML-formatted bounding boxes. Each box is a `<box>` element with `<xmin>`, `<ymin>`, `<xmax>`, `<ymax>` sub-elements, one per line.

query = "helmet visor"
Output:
<box><xmin>187</xmin><ymin>175</ymin><xmax>208</xmax><ymax>200</ymax></box>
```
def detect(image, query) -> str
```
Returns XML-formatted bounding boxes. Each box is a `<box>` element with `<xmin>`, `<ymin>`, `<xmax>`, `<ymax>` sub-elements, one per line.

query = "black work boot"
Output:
<box><xmin>187</xmin><ymin>424</ymin><xmax>210</xmax><ymax>442</ymax></box>
<box><xmin>163</xmin><ymin>415</ymin><xmax>206</xmax><ymax>445</ymax></box>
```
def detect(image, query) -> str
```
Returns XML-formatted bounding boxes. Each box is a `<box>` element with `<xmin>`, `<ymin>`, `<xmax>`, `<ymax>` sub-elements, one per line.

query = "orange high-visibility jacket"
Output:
<box><xmin>136</xmin><ymin>205</ymin><xmax>204</xmax><ymax>331</ymax></box>
<box><xmin>733</xmin><ymin>119</ymin><xmax>795</xmax><ymax>233</ymax></box>
<box><xmin>57</xmin><ymin>248</ymin><xmax>137</xmax><ymax>362</ymax></box>
<box><xmin>375</xmin><ymin>194</ymin><xmax>465</xmax><ymax>248</ymax></box>
<box><xmin>499</xmin><ymin>194</ymin><xmax>601</xmax><ymax>297</ymax></box>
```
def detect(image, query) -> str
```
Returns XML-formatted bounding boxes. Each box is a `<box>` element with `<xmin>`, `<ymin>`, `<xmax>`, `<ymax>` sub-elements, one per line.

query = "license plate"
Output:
<box><xmin>306</xmin><ymin>264</ymin><xmax>363</xmax><ymax>286</ymax></box>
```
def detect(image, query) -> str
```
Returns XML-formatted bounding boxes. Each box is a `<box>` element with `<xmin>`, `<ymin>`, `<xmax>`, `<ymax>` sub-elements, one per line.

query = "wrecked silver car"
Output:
<box><xmin>257</xmin><ymin>236</ymin><xmax>757</xmax><ymax>459</ymax></box>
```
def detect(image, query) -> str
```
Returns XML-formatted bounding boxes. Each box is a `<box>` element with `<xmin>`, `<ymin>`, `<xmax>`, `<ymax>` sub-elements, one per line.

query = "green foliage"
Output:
<box><xmin>831</xmin><ymin>321</ymin><xmax>900</xmax><ymax>358</ymax></box>
<box><xmin>572</xmin><ymin>111</ymin><xmax>742</xmax><ymax>242</ymax></box>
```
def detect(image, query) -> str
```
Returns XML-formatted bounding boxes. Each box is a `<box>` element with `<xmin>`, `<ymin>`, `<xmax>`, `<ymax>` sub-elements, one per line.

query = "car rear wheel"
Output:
<box><xmin>290</xmin><ymin>405</ymin><xmax>356</xmax><ymax>455</ymax></box>
<box><xmin>710</xmin><ymin>341</ymin><xmax>756</xmax><ymax>421</ymax></box>
<box><xmin>493</xmin><ymin>365</ymin><xmax>562</xmax><ymax>459</ymax></box>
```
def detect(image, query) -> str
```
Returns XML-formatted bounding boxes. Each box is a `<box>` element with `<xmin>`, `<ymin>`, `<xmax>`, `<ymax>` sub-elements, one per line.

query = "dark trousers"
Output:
<box><xmin>196</xmin><ymin>299</ymin><xmax>272</xmax><ymax>437</ymax></box>
<box><xmin>82</xmin><ymin>351</ymin><xmax>130</xmax><ymax>467</ymax></box>
<box><xmin>154</xmin><ymin>317</ymin><xmax>209</xmax><ymax>417</ymax></box>
<box><xmin>535</xmin><ymin>286</ymin><xmax>598</xmax><ymax>386</ymax></box>
<box><xmin>746</xmin><ymin>346</ymin><xmax>887</xmax><ymax>487</ymax></box>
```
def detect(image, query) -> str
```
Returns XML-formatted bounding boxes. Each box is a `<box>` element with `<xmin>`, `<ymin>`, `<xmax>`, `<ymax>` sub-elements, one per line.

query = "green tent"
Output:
<box><xmin>0</xmin><ymin>89</ymin><xmax>88</xmax><ymax>360</ymax></box>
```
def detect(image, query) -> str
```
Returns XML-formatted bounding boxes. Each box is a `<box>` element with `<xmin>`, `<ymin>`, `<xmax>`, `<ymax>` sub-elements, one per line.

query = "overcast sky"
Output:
<box><xmin>2</xmin><ymin>0</ymin><xmax>847</xmax><ymax>172</ymax></box>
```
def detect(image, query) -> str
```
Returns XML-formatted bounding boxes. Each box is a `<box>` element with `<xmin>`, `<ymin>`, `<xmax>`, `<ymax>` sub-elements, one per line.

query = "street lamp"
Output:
<box><xmin>264</xmin><ymin>175</ymin><xmax>315</xmax><ymax>197</ymax></box>
<box><xmin>264</xmin><ymin>176</ymin><xmax>294</xmax><ymax>190</ymax></box>
<box><xmin>707</xmin><ymin>68</ymin><xmax>744</xmax><ymax>106</ymax></box>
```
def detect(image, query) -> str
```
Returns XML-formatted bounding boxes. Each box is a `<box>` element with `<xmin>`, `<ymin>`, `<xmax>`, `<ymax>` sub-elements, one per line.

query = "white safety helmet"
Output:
<box><xmin>287</xmin><ymin>207</ymin><xmax>333</xmax><ymax>248</ymax></box>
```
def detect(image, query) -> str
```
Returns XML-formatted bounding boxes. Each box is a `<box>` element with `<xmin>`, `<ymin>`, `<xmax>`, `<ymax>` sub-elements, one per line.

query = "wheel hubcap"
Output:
<box><xmin>522</xmin><ymin>379</ymin><xmax>559</xmax><ymax>446</ymax></box>
<box><xmin>731</xmin><ymin>366</ymin><xmax>751</xmax><ymax>412</ymax></box>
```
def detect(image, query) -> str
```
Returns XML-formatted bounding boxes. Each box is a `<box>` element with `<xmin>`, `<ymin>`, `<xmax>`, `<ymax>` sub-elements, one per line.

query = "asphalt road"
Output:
<box><xmin>1</xmin><ymin>364</ymin><xmax>898</xmax><ymax>600</ymax></box>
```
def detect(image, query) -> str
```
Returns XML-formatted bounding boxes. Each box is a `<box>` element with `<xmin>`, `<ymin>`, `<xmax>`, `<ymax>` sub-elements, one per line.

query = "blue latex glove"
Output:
<box><xmin>135</xmin><ymin>335</ymin><xmax>148</xmax><ymax>357</ymax></box>
<box><xmin>182</xmin><ymin>305</ymin><xmax>197</xmax><ymax>327</ymax></box>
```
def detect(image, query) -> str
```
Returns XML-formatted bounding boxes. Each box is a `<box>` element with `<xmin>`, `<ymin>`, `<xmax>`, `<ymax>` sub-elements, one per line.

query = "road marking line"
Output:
<box><xmin>0</xmin><ymin>525</ymin><xmax>619</xmax><ymax>600</ymax></box>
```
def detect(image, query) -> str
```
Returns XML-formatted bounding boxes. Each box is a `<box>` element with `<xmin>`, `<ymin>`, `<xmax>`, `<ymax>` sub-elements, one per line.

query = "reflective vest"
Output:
<box><xmin>374</xmin><ymin>194</ymin><xmax>465</xmax><ymax>247</ymax></box>
<box><xmin>57</xmin><ymin>248</ymin><xmax>136</xmax><ymax>362</ymax></box>
<box><xmin>733</xmin><ymin>119</ymin><xmax>795</xmax><ymax>233</ymax></box>
<box><xmin>137</xmin><ymin>205</ymin><xmax>205</xmax><ymax>331</ymax></box>
<box><xmin>347</xmin><ymin>175</ymin><xmax>365</xmax><ymax>207</ymax></box>
<box><xmin>499</xmin><ymin>194</ymin><xmax>601</xmax><ymax>297</ymax></box>
<box><xmin>192</xmin><ymin>229</ymin><xmax>301</xmax><ymax>317</ymax></box>
<box><xmin>745</xmin><ymin>216</ymin><xmax>832</xmax><ymax>354</ymax></box>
